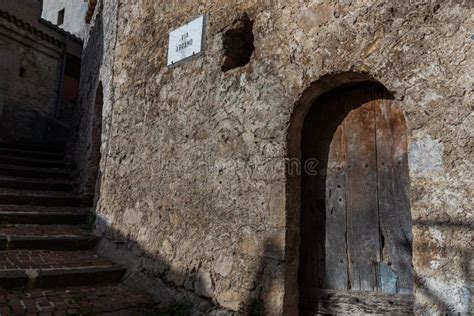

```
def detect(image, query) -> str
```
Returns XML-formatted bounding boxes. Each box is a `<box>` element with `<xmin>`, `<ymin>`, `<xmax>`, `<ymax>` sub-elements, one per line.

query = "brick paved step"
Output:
<box><xmin>0</xmin><ymin>147</ymin><xmax>64</xmax><ymax>160</ymax></box>
<box><xmin>0</xmin><ymin>205</ymin><xmax>89</xmax><ymax>225</ymax></box>
<box><xmin>0</xmin><ymin>190</ymin><xmax>92</xmax><ymax>207</ymax></box>
<box><xmin>0</xmin><ymin>284</ymin><xmax>153</xmax><ymax>315</ymax></box>
<box><xmin>0</xmin><ymin>250</ymin><xmax>126</xmax><ymax>289</ymax></box>
<box><xmin>0</xmin><ymin>164</ymin><xmax>70</xmax><ymax>180</ymax></box>
<box><xmin>0</xmin><ymin>176</ymin><xmax>74</xmax><ymax>192</ymax></box>
<box><xmin>0</xmin><ymin>154</ymin><xmax>66</xmax><ymax>168</ymax></box>
<box><xmin>0</xmin><ymin>224</ymin><xmax>97</xmax><ymax>250</ymax></box>
<box><xmin>0</xmin><ymin>142</ymin><xmax>64</xmax><ymax>154</ymax></box>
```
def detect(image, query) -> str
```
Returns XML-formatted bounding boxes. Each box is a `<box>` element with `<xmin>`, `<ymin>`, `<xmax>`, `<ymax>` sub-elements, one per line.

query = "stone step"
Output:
<box><xmin>0</xmin><ymin>164</ymin><xmax>71</xmax><ymax>180</ymax></box>
<box><xmin>0</xmin><ymin>190</ymin><xmax>93</xmax><ymax>207</ymax></box>
<box><xmin>0</xmin><ymin>176</ymin><xmax>74</xmax><ymax>192</ymax></box>
<box><xmin>0</xmin><ymin>224</ymin><xmax>97</xmax><ymax>251</ymax></box>
<box><xmin>0</xmin><ymin>142</ymin><xmax>64</xmax><ymax>154</ymax></box>
<box><xmin>0</xmin><ymin>205</ymin><xmax>89</xmax><ymax>225</ymax></box>
<box><xmin>0</xmin><ymin>250</ymin><xmax>126</xmax><ymax>289</ymax></box>
<box><xmin>0</xmin><ymin>154</ymin><xmax>66</xmax><ymax>168</ymax></box>
<box><xmin>0</xmin><ymin>284</ymin><xmax>153</xmax><ymax>315</ymax></box>
<box><xmin>0</xmin><ymin>147</ymin><xmax>64</xmax><ymax>160</ymax></box>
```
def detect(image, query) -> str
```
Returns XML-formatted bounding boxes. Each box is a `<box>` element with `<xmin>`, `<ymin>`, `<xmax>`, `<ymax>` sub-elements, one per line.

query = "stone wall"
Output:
<box><xmin>0</xmin><ymin>15</ymin><xmax>62</xmax><ymax>142</ymax></box>
<box><xmin>78</xmin><ymin>0</ymin><xmax>473</xmax><ymax>314</ymax></box>
<box><xmin>0</xmin><ymin>0</ymin><xmax>83</xmax><ymax>144</ymax></box>
<box><xmin>1</xmin><ymin>0</ymin><xmax>66</xmax><ymax>43</ymax></box>
<box><xmin>70</xmin><ymin>0</ymin><xmax>117</xmax><ymax>196</ymax></box>
<box><xmin>1</xmin><ymin>0</ymin><xmax>44</xmax><ymax>26</ymax></box>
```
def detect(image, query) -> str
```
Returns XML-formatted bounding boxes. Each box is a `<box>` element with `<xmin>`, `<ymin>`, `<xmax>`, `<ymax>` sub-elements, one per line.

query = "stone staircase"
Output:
<box><xmin>0</xmin><ymin>142</ymin><xmax>153</xmax><ymax>315</ymax></box>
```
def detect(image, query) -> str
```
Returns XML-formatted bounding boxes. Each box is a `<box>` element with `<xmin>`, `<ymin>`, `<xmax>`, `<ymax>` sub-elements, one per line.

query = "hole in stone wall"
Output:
<box><xmin>221</xmin><ymin>13</ymin><xmax>255</xmax><ymax>72</ymax></box>
<box><xmin>19</xmin><ymin>67</ymin><xmax>26</xmax><ymax>77</ymax></box>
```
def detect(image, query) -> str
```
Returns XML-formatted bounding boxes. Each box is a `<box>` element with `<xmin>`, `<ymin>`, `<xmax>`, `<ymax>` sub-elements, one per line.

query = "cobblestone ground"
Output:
<box><xmin>0</xmin><ymin>284</ymin><xmax>151</xmax><ymax>315</ymax></box>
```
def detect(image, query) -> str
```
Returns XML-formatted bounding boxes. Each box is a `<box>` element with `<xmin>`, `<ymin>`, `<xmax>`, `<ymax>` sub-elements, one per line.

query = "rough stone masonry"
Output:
<box><xmin>73</xmin><ymin>0</ymin><xmax>473</xmax><ymax>314</ymax></box>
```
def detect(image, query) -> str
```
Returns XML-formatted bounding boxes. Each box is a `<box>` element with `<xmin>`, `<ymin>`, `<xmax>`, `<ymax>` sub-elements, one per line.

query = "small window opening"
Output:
<box><xmin>221</xmin><ymin>13</ymin><xmax>255</xmax><ymax>72</ymax></box>
<box><xmin>57</xmin><ymin>9</ymin><xmax>65</xmax><ymax>26</ymax></box>
<box><xmin>19</xmin><ymin>67</ymin><xmax>26</xmax><ymax>77</ymax></box>
<box><xmin>64</xmin><ymin>54</ymin><xmax>81</xmax><ymax>80</ymax></box>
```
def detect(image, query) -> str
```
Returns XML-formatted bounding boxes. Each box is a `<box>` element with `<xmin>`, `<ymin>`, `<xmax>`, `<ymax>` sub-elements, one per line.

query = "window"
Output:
<box><xmin>19</xmin><ymin>67</ymin><xmax>26</xmax><ymax>77</ymax></box>
<box><xmin>64</xmin><ymin>54</ymin><xmax>81</xmax><ymax>80</ymax></box>
<box><xmin>57</xmin><ymin>9</ymin><xmax>65</xmax><ymax>26</ymax></box>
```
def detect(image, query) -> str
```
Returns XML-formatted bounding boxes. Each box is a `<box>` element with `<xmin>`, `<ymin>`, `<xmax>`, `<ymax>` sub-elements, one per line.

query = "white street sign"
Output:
<box><xmin>167</xmin><ymin>15</ymin><xmax>206</xmax><ymax>66</ymax></box>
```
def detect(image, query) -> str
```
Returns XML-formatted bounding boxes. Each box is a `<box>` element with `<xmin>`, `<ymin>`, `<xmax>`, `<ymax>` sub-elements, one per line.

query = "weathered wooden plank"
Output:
<box><xmin>323</xmin><ymin>90</ymin><xmax>349</xmax><ymax>290</ymax></box>
<box><xmin>300</xmin><ymin>88</ymin><xmax>352</xmax><ymax>297</ymax></box>
<box><xmin>375</xmin><ymin>95</ymin><xmax>413</xmax><ymax>294</ymax></box>
<box><xmin>344</xmin><ymin>87</ymin><xmax>380</xmax><ymax>292</ymax></box>
<box><xmin>311</xmin><ymin>101</ymin><xmax>330</xmax><ymax>294</ymax></box>
<box><xmin>300</xmin><ymin>289</ymin><xmax>414</xmax><ymax>315</ymax></box>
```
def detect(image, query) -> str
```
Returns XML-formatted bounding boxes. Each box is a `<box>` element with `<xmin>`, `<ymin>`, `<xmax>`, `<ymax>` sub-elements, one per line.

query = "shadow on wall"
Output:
<box><xmin>412</xmin><ymin>219</ymin><xmax>473</xmax><ymax>313</ymax></box>
<box><xmin>68</xmin><ymin>0</ymin><xmax>105</xmax><ymax>198</ymax></box>
<box><xmin>92</xmin><ymin>200</ymin><xmax>472</xmax><ymax>314</ymax></box>
<box><xmin>77</xmin><ymin>6</ymin><xmax>472</xmax><ymax>314</ymax></box>
<box><xmin>86</xmin><ymin>81</ymin><xmax>103</xmax><ymax>206</ymax></box>
<box><xmin>94</xmin><ymin>217</ymin><xmax>283</xmax><ymax>314</ymax></box>
<box><xmin>284</xmin><ymin>72</ymin><xmax>472</xmax><ymax>315</ymax></box>
<box><xmin>0</xmin><ymin>105</ymin><xmax>70</xmax><ymax>144</ymax></box>
<box><xmin>77</xmin><ymin>3</ymin><xmax>283</xmax><ymax>314</ymax></box>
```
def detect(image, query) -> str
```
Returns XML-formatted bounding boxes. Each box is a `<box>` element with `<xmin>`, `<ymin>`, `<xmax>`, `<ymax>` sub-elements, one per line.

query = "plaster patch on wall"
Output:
<box><xmin>427</xmin><ymin>227</ymin><xmax>445</xmax><ymax>270</ymax></box>
<box><xmin>419</xmin><ymin>90</ymin><xmax>443</xmax><ymax>107</ymax></box>
<box><xmin>124</xmin><ymin>208</ymin><xmax>143</xmax><ymax>225</ymax></box>
<box><xmin>428</xmin><ymin>227</ymin><xmax>445</xmax><ymax>246</ymax></box>
<box><xmin>240</xmin><ymin>74</ymin><xmax>247</xmax><ymax>87</ymax></box>
<box><xmin>418</xmin><ymin>275</ymin><xmax>472</xmax><ymax>313</ymax></box>
<box><xmin>409</xmin><ymin>135</ymin><xmax>444</xmax><ymax>179</ymax></box>
<box><xmin>412</xmin><ymin>63</ymin><xmax>441</xmax><ymax>82</ymax></box>
<box><xmin>214</xmin><ymin>255</ymin><xmax>233</xmax><ymax>277</ymax></box>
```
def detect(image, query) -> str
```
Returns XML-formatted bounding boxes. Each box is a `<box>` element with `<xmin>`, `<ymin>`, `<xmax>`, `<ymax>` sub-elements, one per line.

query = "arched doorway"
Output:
<box><xmin>298</xmin><ymin>82</ymin><xmax>413</xmax><ymax>314</ymax></box>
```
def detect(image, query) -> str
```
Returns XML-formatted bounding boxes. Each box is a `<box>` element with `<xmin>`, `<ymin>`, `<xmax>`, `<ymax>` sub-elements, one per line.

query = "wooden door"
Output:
<box><xmin>299</xmin><ymin>83</ymin><xmax>413</xmax><ymax>314</ymax></box>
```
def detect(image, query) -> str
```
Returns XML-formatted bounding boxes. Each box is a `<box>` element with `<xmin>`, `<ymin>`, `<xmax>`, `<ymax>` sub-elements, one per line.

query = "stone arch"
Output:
<box><xmin>287</xmin><ymin>72</ymin><xmax>382</xmax><ymax>161</ymax></box>
<box><xmin>284</xmin><ymin>72</ymin><xmax>413</xmax><ymax>314</ymax></box>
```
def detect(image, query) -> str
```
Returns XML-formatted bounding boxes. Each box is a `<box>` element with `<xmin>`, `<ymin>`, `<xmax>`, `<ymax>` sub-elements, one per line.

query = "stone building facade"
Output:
<box><xmin>74</xmin><ymin>0</ymin><xmax>473</xmax><ymax>314</ymax></box>
<box><xmin>41</xmin><ymin>0</ymin><xmax>90</xmax><ymax>40</ymax></box>
<box><xmin>0</xmin><ymin>0</ymin><xmax>83</xmax><ymax>144</ymax></box>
